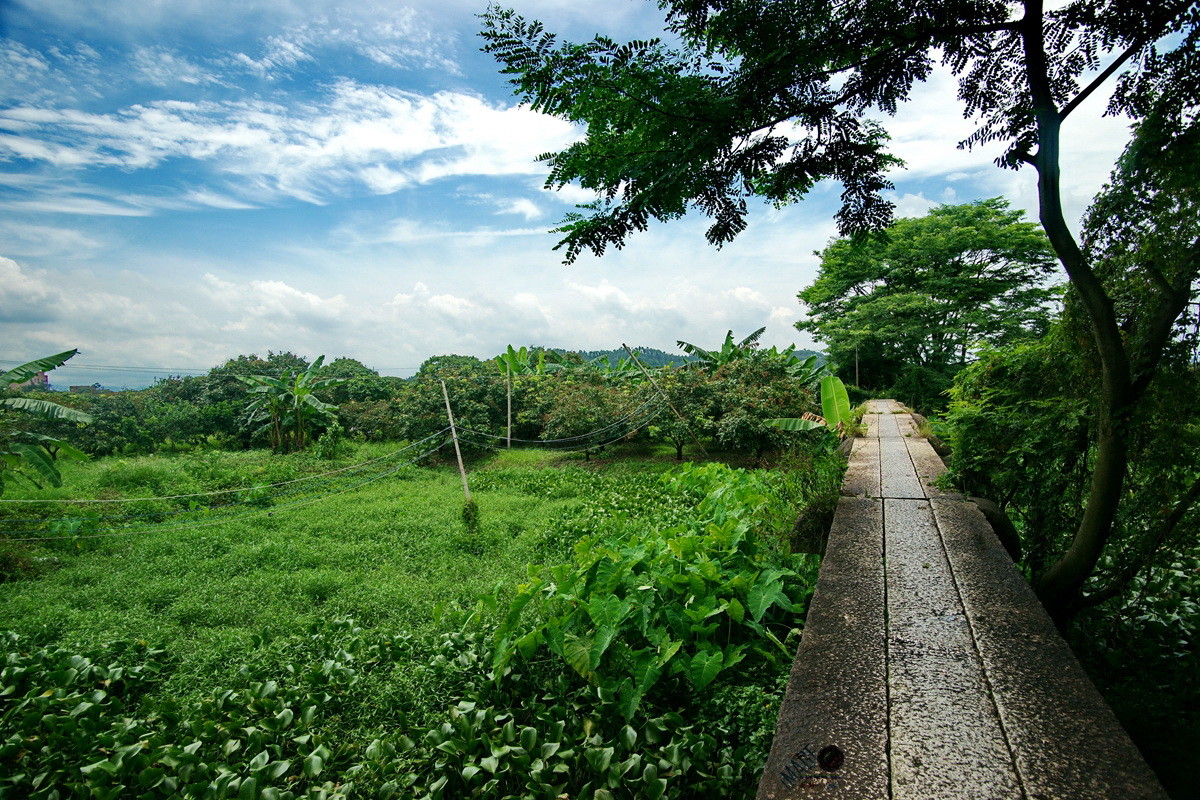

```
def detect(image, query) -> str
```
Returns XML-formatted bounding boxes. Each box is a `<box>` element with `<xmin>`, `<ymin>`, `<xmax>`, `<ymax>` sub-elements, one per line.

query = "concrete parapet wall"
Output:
<box><xmin>756</xmin><ymin>400</ymin><xmax>1167</xmax><ymax>800</ymax></box>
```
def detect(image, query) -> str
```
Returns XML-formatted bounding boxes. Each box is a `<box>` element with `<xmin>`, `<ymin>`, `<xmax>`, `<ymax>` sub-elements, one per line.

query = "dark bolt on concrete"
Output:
<box><xmin>757</xmin><ymin>497</ymin><xmax>889</xmax><ymax>800</ymax></box>
<box><xmin>757</xmin><ymin>401</ymin><xmax>1168</xmax><ymax>800</ymax></box>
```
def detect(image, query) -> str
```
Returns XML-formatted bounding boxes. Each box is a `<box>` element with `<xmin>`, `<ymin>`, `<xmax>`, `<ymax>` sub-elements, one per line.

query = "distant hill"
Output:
<box><xmin>568</xmin><ymin>346</ymin><xmax>696</xmax><ymax>368</ymax></box>
<box><xmin>545</xmin><ymin>346</ymin><xmax>825</xmax><ymax>368</ymax></box>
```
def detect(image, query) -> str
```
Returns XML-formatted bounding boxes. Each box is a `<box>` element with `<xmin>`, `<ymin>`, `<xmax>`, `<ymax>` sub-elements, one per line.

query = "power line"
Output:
<box><xmin>0</xmin><ymin>439</ymin><xmax>451</xmax><ymax>542</ymax></box>
<box><xmin>0</xmin><ymin>429</ymin><xmax>451</xmax><ymax>504</ymax></box>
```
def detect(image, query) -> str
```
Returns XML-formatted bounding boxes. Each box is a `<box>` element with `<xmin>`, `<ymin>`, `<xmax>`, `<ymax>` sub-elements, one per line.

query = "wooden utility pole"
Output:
<box><xmin>440</xmin><ymin>379</ymin><xmax>472</xmax><ymax>501</ymax></box>
<box><xmin>506</xmin><ymin>364</ymin><xmax>512</xmax><ymax>449</ymax></box>
<box><xmin>622</xmin><ymin>343</ymin><xmax>708</xmax><ymax>456</ymax></box>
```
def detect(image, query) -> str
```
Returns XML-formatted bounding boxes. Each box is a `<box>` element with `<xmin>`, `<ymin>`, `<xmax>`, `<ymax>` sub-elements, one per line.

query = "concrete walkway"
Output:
<box><xmin>757</xmin><ymin>400</ymin><xmax>1167</xmax><ymax>799</ymax></box>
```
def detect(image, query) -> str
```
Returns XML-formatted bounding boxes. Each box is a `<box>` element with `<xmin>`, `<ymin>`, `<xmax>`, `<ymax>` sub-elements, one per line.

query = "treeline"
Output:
<box><xmin>4</xmin><ymin>341</ymin><xmax>825</xmax><ymax>461</ymax></box>
<box><xmin>802</xmin><ymin>195</ymin><xmax>1199</xmax><ymax>790</ymax></box>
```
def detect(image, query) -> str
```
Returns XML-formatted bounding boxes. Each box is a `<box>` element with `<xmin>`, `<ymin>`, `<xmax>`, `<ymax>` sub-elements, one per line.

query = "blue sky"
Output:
<box><xmin>2</xmin><ymin>0</ymin><xmax>1137</xmax><ymax>388</ymax></box>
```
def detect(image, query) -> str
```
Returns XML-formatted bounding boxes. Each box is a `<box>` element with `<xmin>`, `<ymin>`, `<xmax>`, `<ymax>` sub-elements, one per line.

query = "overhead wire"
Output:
<box><xmin>0</xmin><ymin>371</ymin><xmax>686</xmax><ymax>539</ymax></box>
<box><xmin>0</xmin><ymin>438</ymin><xmax>452</xmax><ymax>542</ymax></box>
<box><xmin>457</xmin><ymin>392</ymin><xmax>663</xmax><ymax>446</ymax></box>
<box><xmin>0</xmin><ymin>428</ymin><xmax>452</xmax><ymax>505</ymax></box>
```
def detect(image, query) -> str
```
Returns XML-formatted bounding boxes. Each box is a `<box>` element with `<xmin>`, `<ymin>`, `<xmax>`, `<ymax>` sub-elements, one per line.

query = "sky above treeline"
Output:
<box><xmin>2</xmin><ymin>0</ymin><xmax>1138</xmax><ymax>388</ymax></box>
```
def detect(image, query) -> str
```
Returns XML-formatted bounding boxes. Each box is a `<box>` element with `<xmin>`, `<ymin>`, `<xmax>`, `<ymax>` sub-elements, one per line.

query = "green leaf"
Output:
<box><xmin>562</xmin><ymin>634</ymin><xmax>596</xmax><ymax>682</ymax></box>
<box><xmin>9</xmin><ymin>443</ymin><xmax>60</xmax><ymax>487</ymax></box>
<box><xmin>726</xmin><ymin>597</ymin><xmax>746</xmax><ymax>623</ymax></box>
<box><xmin>585</xmin><ymin>746</ymin><xmax>614</xmax><ymax>774</ymax></box>
<box><xmin>1</xmin><ymin>397</ymin><xmax>94</xmax><ymax>423</ymax></box>
<box><xmin>747</xmin><ymin>578</ymin><xmax>788</xmax><ymax>622</ymax></box>
<box><xmin>765</xmin><ymin>417</ymin><xmax>824</xmax><ymax>432</ymax></box>
<box><xmin>1</xmin><ymin>350</ymin><xmax>79</xmax><ymax>386</ymax></box>
<box><xmin>820</xmin><ymin>375</ymin><xmax>851</xmax><ymax>428</ymax></box>
<box><xmin>302</xmin><ymin>754</ymin><xmax>323</xmax><ymax>778</ymax></box>
<box><xmin>619</xmin><ymin>725</ymin><xmax>637</xmax><ymax>751</ymax></box>
<box><xmin>687</xmin><ymin>649</ymin><xmax>724</xmax><ymax>689</ymax></box>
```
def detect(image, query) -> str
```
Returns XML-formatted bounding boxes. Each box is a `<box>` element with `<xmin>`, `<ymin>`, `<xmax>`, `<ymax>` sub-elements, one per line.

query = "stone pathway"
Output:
<box><xmin>756</xmin><ymin>400</ymin><xmax>1167</xmax><ymax>800</ymax></box>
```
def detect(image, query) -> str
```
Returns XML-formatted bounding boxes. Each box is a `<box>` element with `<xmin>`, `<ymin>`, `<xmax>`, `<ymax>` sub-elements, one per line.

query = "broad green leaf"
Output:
<box><xmin>10</xmin><ymin>443</ymin><xmax>60</xmax><ymax>487</ymax></box>
<box><xmin>1</xmin><ymin>397</ymin><xmax>93</xmax><ymax>423</ymax></box>
<box><xmin>726</xmin><ymin>597</ymin><xmax>746</xmax><ymax>623</ymax></box>
<box><xmin>29</xmin><ymin>434</ymin><xmax>88</xmax><ymax>460</ymax></box>
<box><xmin>562</xmin><ymin>635</ymin><xmax>596</xmax><ymax>682</ymax></box>
<box><xmin>821</xmin><ymin>375</ymin><xmax>851</xmax><ymax>428</ymax></box>
<box><xmin>590</xmin><ymin>625</ymin><xmax>617</xmax><ymax>668</ymax></box>
<box><xmin>747</xmin><ymin>579</ymin><xmax>787</xmax><ymax>622</ymax></box>
<box><xmin>585</xmin><ymin>746</ymin><xmax>614</xmax><ymax>774</ymax></box>
<box><xmin>1</xmin><ymin>350</ymin><xmax>78</xmax><ymax>386</ymax></box>
<box><xmin>765</xmin><ymin>416</ymin><xmax>824</xmax><ymax>432</ymax></box>
<box><xmin>687</xmin><ymin>649</ymin><xmax>724</xmax><ymax>689</ymax></box>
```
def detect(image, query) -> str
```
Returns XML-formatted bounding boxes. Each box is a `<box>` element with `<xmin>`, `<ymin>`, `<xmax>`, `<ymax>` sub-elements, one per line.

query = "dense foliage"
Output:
<box><xmin>480</xmin><ymin>0</ymin><xmax>1200</xmax><ymax>626</ymax></box>
<box><xmin>798</xmin><ymin>199</ymin><xmax>1059</xmax><ymax>409</ymax></box>
<box><xmin>0</xmin><ymin>436</ymin><xmax>844</xmax><ymax>799</ymax></box>
<box><xmin>3</xmin><ymin>340</ymin><xmax>821</xmax><ymax>466</ymax></box>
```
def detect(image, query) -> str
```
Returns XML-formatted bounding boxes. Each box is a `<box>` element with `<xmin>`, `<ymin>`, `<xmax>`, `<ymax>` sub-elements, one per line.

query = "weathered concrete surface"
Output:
<box><xmin>757</xmin><ymin>497</ymin><xmax>889</xmax><ymax>800</ymax></box>
<box><xmin>931</xmin><ymin>498</ymin><xmax>1168</xmax><ymax>799</ymax></box>
<box><xmin>757</xmin><ymin>400</ymin><xmax>1168</xmax><ymax>799</ymax></box>
<box><xmin>842</xmin><ymin>437</ymin><xmax>879</xmax><ymax>498</ymax></box>
<box><xmin>880</xmin><ymin>437</ymin><xmax>925</xmax><ymax>499</ymax></box>
<box><xmin>903</xmin><ymin>437</ymin><xmax>956</xmax><ymax>499</ymax></box>
<box><xmin>885</xmin><ymin>498</ymin><xmax>1021</xmax><ymax>800</ymax></box>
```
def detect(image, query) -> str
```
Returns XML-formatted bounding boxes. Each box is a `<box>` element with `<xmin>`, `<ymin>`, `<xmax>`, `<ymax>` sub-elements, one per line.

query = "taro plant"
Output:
<box><xmin>487</xmin><ymin>463</ymin><xmax>811</xmax><ymax>721</ymax></box>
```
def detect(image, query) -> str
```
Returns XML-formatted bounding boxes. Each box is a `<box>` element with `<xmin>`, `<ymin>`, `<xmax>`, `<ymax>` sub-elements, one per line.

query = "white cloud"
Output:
<box><xmin>0</xmin><ymin>220</ymin><xmax>105</xmax><ymax>257</ymax></box>
<box><xmin>129</xmin><ymin>46</ymin><xmax>224</xmax><ymax>87</ymax></box>
<box><xmin>497</xmin><ymin>198</ymin><xmax>542</xmax><ymax>220</ymax></box>
<box><xmin>727</xmin><ymin>286</ymin><xmax>767</xmax><ymax>305</ymax></box>
<box><xmin>543</xmin><ymin>181</ymin><xmax>599</xmax><ymax>206</ymax></box>
<box><xmin>1</xmin><ymin>83</ymin><xmax>578</xmax><ymax>209</ymax></box>
<box><xmin>0</xmin><ymin>256</ymin><xmax>56</xmax><ymax>317</ymax></box>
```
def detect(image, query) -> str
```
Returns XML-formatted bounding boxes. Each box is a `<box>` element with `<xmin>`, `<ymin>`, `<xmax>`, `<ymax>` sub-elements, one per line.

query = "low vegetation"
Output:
<box><xmin>0</xmin><ymin>433</ymin><xmax>844</xmax><ymax>799</ymax></box>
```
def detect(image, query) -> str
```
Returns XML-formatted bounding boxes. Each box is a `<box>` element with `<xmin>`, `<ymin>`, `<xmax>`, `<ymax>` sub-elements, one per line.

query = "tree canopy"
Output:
<box><xmin>482</xmin><ymin>0</ymin><xmax>1200</xmax><ymax>621</ymax></box>
<box><xmin>482</xmin><ymin>1</ymin><xmax>1197</xmax><ymax>261</ymax></box>
<box><xmin>799</xmin><ymin>199</ymin><xmax>1058</xmax><ymax>398</ymax></box>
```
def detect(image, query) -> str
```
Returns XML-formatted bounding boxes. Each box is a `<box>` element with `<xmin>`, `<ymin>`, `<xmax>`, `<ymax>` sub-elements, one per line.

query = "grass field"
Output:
<box><xmin>0</xmin><ymin>439</ymin><xmax>842</xmax><ymax>799</ymax></box>
<box><xmin>0</xmin><ymin>444</ymin><xmax>668</xmax><ymax>699</ymax></box>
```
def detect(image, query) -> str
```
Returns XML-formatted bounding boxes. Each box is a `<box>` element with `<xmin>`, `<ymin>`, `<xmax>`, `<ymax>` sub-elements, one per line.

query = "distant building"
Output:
<box><xmin>9</xmin><ymin>371</ymin><xmax>49</xmax><ymax>391</ymax></box>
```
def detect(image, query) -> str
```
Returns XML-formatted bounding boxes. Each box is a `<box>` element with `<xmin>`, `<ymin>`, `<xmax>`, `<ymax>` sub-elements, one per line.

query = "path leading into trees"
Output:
<box><xmin>757</xmin><ymin>400</ymin><xmax>1167</xmax><ymax>799</ymax></box>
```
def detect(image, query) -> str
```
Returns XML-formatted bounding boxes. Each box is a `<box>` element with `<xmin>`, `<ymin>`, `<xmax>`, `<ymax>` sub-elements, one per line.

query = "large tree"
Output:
<box><xmin>481</xmin><ymin>0</ymin><xmax>1200</xmax><ymax>622</ymax></box>
<box><xmin>799</xmin><ymin>199</ymin><xmax>1058</xmax><ymax>404</ymax></box>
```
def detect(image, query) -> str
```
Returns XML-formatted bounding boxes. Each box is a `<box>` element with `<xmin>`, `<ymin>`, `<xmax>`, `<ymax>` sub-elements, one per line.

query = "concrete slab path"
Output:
<box><xmin>757</xmin><ymin>400</ymin><xmax>1167</xmax><ymax>800</ymax></box>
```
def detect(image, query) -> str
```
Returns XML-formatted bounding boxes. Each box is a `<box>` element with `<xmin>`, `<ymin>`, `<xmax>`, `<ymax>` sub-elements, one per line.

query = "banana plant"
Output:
<box><xmin>676</xmin><ymin>327</ymin><xmax>766</xmax><ymax>370</ymax></box>
<box><xmin>766</xmin><ymin>376</ymin><xmax>851</xmax><ymax>433</ymax></box>
<box><xmin>1</xmin><ymin>350</ymin><xmax>93</xmax><ymax>496</ymax></box>
<box><xmin>239</xmin><ymin>355</ymin><xmax>345</xmax><ymax>452</ymax></box>
<box><xmin>497</xmin><ymin>345</ymin><xmax>548</xmax><ymax>375</ymax></box>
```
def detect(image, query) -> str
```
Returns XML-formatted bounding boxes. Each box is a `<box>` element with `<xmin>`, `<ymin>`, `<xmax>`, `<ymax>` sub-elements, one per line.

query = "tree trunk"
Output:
<box><xmin>1022</xmin><ymin>3</ymin><xmax>1134</xmax><ymax>626</ymax></box>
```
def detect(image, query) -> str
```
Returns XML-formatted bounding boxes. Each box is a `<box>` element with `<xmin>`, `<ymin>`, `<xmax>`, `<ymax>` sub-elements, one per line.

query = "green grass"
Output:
<box><xmin>0</xmin><ymin>439</ymin><xmax>843</xmax><ymax>798</ymax></box>
<box><xmin>1</xmin><ymin>443</ymin><xmax>645</xmax><ymax>707</ymax></box>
